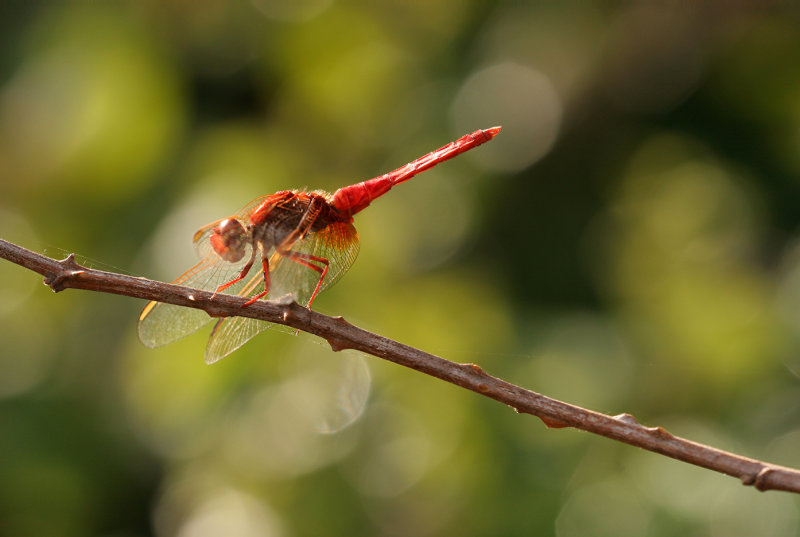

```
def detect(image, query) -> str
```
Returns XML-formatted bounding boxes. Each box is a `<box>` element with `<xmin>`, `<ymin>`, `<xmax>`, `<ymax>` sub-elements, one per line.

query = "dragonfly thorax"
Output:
<box><xmin>249</xmin><ymin>192</ymin><xmax>338</xmax><ymax>250</ymax></box>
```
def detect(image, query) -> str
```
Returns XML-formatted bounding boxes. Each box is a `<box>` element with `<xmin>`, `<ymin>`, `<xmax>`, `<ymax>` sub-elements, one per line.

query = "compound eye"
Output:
<box><xmin>209</xmin><ymin>218</ymin><xmax>246</xmax><ymax>262</ymax></box>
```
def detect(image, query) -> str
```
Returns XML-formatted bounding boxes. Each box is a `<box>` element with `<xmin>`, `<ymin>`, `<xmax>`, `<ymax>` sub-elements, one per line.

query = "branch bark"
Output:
<box><xmin>1</xmin><ymin>237</ymin><xmax>798</xmax><ymax>493</ymax></box>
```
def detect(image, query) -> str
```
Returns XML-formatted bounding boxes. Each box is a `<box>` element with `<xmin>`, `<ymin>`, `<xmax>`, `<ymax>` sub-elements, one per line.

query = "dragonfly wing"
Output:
<box><xmin>139</xmin><ymin>301</ymin><xmax>211</xmax><ymax>348</ymax></box>
<box><xmin>204</xmin><ymin>269</ymin><xmax>273</xmax><ymax>364</ymax></box>
<box><xmin>141</xmin><ymin>196</ymin><xmax>358</xmax><ymax>358</ymax></box>
<box><xmin>138</xmin><ymin>240</ymin><xmax>257</xmax><ymax>348</ymax></box>
<box><xmin>205</xmin><ymin>220</ymin><xmax>359</xmax><ymax>363</ymax></box>
<box><xmin>270</xmin><ymin>221</ymin><xmax>360</xmax><ymax>305</ymax></box>
<box><xmin>205</xmin><ymin>316</ymin><xmax>272</xmax><ymax>364</ymax></box>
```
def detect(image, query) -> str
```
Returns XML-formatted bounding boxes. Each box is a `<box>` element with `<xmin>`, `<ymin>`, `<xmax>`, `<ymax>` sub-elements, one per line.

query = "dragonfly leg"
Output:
<box><xmin>265</xmin><ymin>195</ymin><xmax>329</xmax><ymax>307</ymax></box>
<box><xmin>278</xmin><ymin>249</ymin><xmax>330</xmax><ymax>308</ymax></box>
<box><xmin>209</xmin><ymin>317</ymin><xmax>225</xmax><ymax>337</ymax></box>
<box><xmin>212</xmin><ymin>242</ymin><xmax>258</xmax><ymax>297</ymax></box>
<box><xmin>242</xmin><ymin>253</ymin><xmax>271</xmax><ymax>307</ymax></box>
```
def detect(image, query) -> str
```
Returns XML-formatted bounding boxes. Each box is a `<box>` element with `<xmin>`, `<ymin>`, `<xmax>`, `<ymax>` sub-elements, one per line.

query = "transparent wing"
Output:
<box><xmin>138</xmin><ymin>243</ymin><xmax>257</xmax><ymax>348</ymax></box>
<box><xmin>270</xmin><ymin>221</ymin><xmax>360</xmax><ymax>302</ymax></box>
<box><xmin>204</xmin><ymin>270</ymin><xmax>274</xmax><ymax>364</ymax></box>
<box><xmin>204</xmin><ymin>221</ymin><xmax>359</xmax><ymax>364</ymax></box>
<box><xmin>205</xmin><ymin>315</ymin><xmax>274</xmax><ymax>365</ymax></box>
<box><xmin>139</xmin><ymin>195</ymin><xmax>274</xmax><ymax>348</ymax></box>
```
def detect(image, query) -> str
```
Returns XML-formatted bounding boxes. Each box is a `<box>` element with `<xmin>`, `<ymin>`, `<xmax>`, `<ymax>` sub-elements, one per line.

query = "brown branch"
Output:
<box><xmin>2</xmin><ymin>237</ymin><xmax>799</xmax><ymax>494</ymax></box>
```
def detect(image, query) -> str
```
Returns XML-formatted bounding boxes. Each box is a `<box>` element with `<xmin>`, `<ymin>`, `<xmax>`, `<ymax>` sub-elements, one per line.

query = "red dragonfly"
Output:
<box><xmin>139</xmin><ymin>126</ymin><xmax>501</xmax><ymax>363</ymax></box>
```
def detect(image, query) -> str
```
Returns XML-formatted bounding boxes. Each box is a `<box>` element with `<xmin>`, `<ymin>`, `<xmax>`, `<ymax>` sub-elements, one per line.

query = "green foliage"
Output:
<box><xmin>3</xmin><ymin>2</ymin><xmax>800</xmax><ymax>536</ymax></box>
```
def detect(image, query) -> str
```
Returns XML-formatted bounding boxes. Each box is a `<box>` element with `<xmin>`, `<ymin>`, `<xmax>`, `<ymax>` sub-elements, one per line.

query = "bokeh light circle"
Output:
<box><xmin>451</xmin><ymin>62</ymin><xmax>562</xmax><ymax>172</ymax></box>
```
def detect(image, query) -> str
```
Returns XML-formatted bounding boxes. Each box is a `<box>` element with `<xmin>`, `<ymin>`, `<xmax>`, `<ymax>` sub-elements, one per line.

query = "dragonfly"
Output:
<box><xmin>139</xmin><ymin>126</ymin><xmax>501</xmax><ymax>364</ymax></box>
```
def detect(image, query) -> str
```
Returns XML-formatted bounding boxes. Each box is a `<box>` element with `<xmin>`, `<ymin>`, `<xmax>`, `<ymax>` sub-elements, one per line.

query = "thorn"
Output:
<box><xmin>463</xmin><ymin>363</ymin><xmax>485</xmax><ymax>375</ymax></box>
<box><xmin>540</xmin><ymin>416</ymin><xmax>570</xmax><ymax>429</ymax></box>
<box><xmin>646</xmin><ymin>426</ymin><xmax>673</xmax><ymax>440</ymax></box>
<box><xmin>45</xmin><ymin>266</ymin><xmax>84</xmax><ymax>292</ymax></box>
<box><xmin>327</xmin><ymin>338</ymin><xmax>351</xmax><ymax>352</ymax></box>
<box><xmin>755</xmin><ymin>467</ymin><xmax>773</xmax><ymax>491</ymax></box>
<box><xmin>331</xmin><ymin>315</ymin><xmax>352</xmax><ymax>327</ymax></box>
<box><xmin>614</xmin><ymin>413</ymin><xmax>641</xmax><ymax>426</ymax></box>
<box><xmin>62</xmin><ymin>253</ymin><xmax>82</xmax><ymax>270</ymax></box>
<box><xmin>742</xmin><ymin>467</ymin><xmax>773</xmax><ymax>491</ymax></box>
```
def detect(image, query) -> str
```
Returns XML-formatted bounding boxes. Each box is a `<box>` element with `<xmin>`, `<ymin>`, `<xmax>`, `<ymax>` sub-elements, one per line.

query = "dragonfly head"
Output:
<box><xmin>210</xmin><ymin>218</ymin><xmax>247</xmax><ymax>262</ymax></box>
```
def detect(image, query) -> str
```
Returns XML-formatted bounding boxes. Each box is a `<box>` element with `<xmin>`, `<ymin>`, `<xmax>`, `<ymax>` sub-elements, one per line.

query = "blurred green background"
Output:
<box><xmin>3</xmin><ymin>1</ymin><xmax>800</xmax><ymax>536</ymax></box>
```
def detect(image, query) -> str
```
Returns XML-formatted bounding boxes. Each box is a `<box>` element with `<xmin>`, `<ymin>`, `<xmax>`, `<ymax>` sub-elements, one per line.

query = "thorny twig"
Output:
<box><xmin>2</xmin><ymin>237</ymin><xmax>799</xmax><ymax>493</ymax></box>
